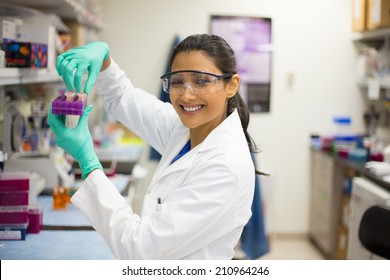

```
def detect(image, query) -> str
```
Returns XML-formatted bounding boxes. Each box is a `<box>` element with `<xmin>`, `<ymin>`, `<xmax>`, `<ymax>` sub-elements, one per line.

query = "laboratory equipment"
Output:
<box><xmin>347</xmin><ymin>177</ymin><xmax>390</xmax><ymax>259</ymax></box>
<box><xmin>51</xmin><ymin>89</ymin><xmax>87</xmax><ymax>128</ymax></box>
<box><xmin>51</xmin><ymin>90</ymin><xmax>87</xmax><ymax>115</ymax></box>
<box><xmin>332</xmin><ymin>116</ymin><xmax>360</xmax><ymax>154</ymax></box>
<box><xmin>52</xmin><ymin>186</ymin><xmax>69</xmax><ymax>210</ymax></box>
<box><xmin>2</xmin><ymin>101</ymin><xmax>75</xmax><ymax>192</ymax></box>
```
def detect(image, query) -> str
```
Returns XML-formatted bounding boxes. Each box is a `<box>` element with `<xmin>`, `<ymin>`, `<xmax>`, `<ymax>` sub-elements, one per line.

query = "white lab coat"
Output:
<box><xmin>71</xmin><ymin>60</ymin><xmax>255</xmax><ymax>260</ymax></box>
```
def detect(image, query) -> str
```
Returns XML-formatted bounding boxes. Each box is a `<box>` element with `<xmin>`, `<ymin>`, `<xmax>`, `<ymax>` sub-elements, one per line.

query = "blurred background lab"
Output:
<box><xmin>0</xmin><ymin>0</ymin><xmax>390</xmax><ymax>260</ymax></box>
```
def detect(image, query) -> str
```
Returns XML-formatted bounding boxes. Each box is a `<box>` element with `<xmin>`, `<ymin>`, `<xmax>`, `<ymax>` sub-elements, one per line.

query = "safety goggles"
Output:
<box><xmin>160</xmin><ymin>70</ymin><xmax>233</xmax><ymax>95</ymax></box>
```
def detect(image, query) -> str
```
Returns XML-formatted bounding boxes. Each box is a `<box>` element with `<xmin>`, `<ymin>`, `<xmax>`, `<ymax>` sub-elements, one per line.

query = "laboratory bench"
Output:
<box><xmin>0</xmin><ymin>230</ymin><xmax>115</xmax><ymax>260</ymax></box>
<box><xmin>309</xmin><ymin>149</ymin><xmax>390</xmax><ymax>259</ymax></box>
<box><xmin>329</xmin><ymin>151</ymin><xmax>390</xmax><ymax>192</ymax></box>
<box><xmin>0</xmin><ymin>174</ymin><xmax>131</xmax><ymax>260</ymax></box>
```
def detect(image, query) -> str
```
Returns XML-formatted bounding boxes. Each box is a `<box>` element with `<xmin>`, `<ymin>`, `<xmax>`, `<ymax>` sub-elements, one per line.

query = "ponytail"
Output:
<box><xmin>227</xmin><ymin>95</ymin><xmax>267</xmax><ymax>176</ymax></box>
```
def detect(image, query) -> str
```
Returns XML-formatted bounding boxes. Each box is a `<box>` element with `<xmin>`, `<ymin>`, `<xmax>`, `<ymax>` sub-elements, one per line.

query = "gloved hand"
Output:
<box><xmin>48</xmin><ymin>104</ymin><xmax>103</xmax><ymax>179</ymax></box>
<box><xmin>56</xmin><ymin>41</ymin><xmax>109</xmax><ymax>94</ymax></box>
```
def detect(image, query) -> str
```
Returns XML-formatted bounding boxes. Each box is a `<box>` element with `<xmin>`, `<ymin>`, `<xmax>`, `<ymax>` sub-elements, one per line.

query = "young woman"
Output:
<box><xmin>49</xmin><ymin>34</ymin><xmax>258</xmax><ymax>259</ymax></box>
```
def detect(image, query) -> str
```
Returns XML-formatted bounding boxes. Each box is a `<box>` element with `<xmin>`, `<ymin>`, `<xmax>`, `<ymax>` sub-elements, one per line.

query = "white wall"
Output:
<box><xmin>99</xmin><ymin>0</ymin><xmax>365</xmax><ymax>233</ymax></box>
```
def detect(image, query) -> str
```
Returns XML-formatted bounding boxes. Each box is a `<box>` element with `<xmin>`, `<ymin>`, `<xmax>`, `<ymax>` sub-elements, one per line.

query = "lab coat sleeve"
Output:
<box><xmin>71</xmin><ymin>155</ymin><xmax>252</xmax><ymax>260</ymax></box>
<box><xmin>94</xmin><ymin>59</ymin><xmax>179</xmax><ymax>155</ymax></box>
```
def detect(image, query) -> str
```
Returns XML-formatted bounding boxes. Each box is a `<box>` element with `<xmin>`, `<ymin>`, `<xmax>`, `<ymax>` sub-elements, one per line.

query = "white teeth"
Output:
<box><xmin>183</xmin><ymin>105</ymin><xmax>202</xmax><ymax>112</ymax></box>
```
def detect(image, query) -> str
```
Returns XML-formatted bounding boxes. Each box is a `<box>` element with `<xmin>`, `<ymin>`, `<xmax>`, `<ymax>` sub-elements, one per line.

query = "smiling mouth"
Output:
<box><xmin>181</xmin><ymin>105</ymin><xmax>204</xmax><ymax>112</ymax></box>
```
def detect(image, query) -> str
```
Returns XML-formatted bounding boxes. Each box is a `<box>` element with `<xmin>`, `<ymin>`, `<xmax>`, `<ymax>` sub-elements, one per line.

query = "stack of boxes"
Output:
<box><xmin>0</xmin><ymin>18</ymin><xmax>50</xmax><ymax>69</ymax></box>
<box><xmin>0</xmin><ymin>172</ymin><xmax>42</xmax><ymax>241</ymax></box>
<box><xmin>352</xmin><ymin>0</ymin><xmax>390</xmax><ymax>32</ymax></box>
<box><xmin>0</xmin><ymin>12</ymin><xmax>56</xmax><ymax>69</ymax></box>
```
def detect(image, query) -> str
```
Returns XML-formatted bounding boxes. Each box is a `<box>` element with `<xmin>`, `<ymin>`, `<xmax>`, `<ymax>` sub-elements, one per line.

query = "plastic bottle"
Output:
<box><xmin>333</xmin><ymin>116</ymin><xmax>353</xmax><ymax>136</ymax></box>
<box><xmin>332</xmin><ymin>116</ymin><xmax>360</xmax><ymax>156</ymax></box>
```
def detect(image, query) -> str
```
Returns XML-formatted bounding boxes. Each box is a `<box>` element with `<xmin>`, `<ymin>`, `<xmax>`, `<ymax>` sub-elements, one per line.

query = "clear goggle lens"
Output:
<box><xmin>161</xmin><ymin>71</ymin><xmax>233</xmax><ymax>95</ymax></box>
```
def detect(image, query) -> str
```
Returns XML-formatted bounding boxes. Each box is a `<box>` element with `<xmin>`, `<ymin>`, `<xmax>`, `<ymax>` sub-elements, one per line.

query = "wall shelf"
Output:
<box><xmin>0</xmin><ymin>0</ymin><xmax>102</xmax><ymax>29</ymax></box>
<box><xmin>356</xmin><ymin>78</ymin><xmax>390</xmax><ymax>90</ymax></box>
<box><xmin>352</xmin><ymin>27</ymin><xmax>390</xmax><ymax>42</ymax></box>
<box><xmin>0</xmin><ymin>68</ymin><xmax>62</xmax><ymax>86</ymax></box>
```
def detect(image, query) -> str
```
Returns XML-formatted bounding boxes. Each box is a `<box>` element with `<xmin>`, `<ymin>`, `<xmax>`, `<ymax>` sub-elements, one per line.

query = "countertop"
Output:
<box><xmin>313</xmin><ymin>149</ymin><xmax>390</xmax><ymax>192</ymax></box>
<box><xmin>0</xmin><ymin>174</ymin><xmax>131</xmax><ymax>260</ymax></box>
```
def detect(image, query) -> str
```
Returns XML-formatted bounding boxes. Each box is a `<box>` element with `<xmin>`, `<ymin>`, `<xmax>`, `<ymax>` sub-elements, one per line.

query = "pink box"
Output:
<box><xmin>0</xmin><ymin>191</ymin><xmax>29</xmax><ymax>206</ymax></box>
<box><xmin>0</xmin><ymin>172</ymin><xmax>30</xmax><ymax>206</ymax></box>
<box><xmin>0</xmin><ymin>205</ymin><xmax>28</xmax><ymax>224</ymax></box>
<box><xmin>28</xmin><ymin>208</ymin><xmax>42</xmax><ymax>234</ymax></box>
<box><xmin>0</xmin><ymin>172</ymin><xmax>30</xmax><ymax>191</ymax></box>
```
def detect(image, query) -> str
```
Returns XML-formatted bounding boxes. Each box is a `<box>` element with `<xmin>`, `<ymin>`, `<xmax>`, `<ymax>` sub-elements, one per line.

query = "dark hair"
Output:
<box><xmin>170</xmin><ymin>34</ymin><xmax>264</xmax><ymax>175</ymax></box>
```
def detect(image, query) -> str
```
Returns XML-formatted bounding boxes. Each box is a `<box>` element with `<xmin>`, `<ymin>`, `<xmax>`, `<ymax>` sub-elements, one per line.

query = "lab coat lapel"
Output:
<box><xmin>149</xmin><ymin>110</ymin><xmax>241</xmax><ymax>191</ymax></box>
<box><xmin>198</xmin><ymin>110</ymin><xmax>241</xmax><ymax>153</ymax></box>
<box><xmin>149</xmin><ymin>130</ymin><xmax>193</xmax><ymax>188</ymax></box>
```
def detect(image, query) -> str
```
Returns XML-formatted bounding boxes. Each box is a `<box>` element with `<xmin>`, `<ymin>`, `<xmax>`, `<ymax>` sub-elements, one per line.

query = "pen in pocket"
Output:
<box><xmin>157</xmin><ymin>197</ymin><xmax>161</xmax><ymax>211</ymax></box>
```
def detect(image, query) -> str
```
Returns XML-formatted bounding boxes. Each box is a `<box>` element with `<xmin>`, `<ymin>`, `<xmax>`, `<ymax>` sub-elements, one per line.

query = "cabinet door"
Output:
<box><xmin>310</xmin><ymin>151</ymin><xmax>335</xmax><ymax>255</ymax></box>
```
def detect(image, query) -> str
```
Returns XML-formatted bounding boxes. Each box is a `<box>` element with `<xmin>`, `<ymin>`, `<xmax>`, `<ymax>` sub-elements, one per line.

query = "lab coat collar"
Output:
<box><xmin>149</xmin><ymin>110</ymin><xmax>243</xmax><ymax>188</ymax></box>
<box><xmin>198</xmin><ymin>109</ymin><xmax>242</xmax><ymax>153</ymax></box>
<box><xmin>165</xmin><ymin>109</ymin><xmax>242</xmax><ymax>171</ymax></box>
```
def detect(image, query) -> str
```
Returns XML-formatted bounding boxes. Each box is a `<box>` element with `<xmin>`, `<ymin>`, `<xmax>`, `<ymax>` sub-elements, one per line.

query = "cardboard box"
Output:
<box><xmin>0</xmin><ymin>19</ymin><xmax>16</xmax><ymax>43</ymax></box>
<box><xmin>64</xmin><ymin>20</ymin><xmax>87</xmax><ymax>48</ymax></box>
<box><xmin>16</xmin><ymin>25</ymin><xmax>56</xmax><ymax>69</ymax></box>
<box><xmin>16</xmin><ymin>25</ymin><xmax>53</xmax><ymax>44</ymax></box>
<box><xmin>367</xmin><ymin>0</ymin><xmax>390</xmax><ymax>30</ymax></box>
<box><xmin>64</xmin><ymin>20</ymin><xmax>98</xmax><ymax>48</ymax></box>
<box><xmin>352</xmin><ymin>0</ymin><xmax>367</xmax><ymax>32</ymax></box>
<box><xmin>2</xmin><ymin>42</ymin><xmax>48</xmax><ymax>68</ymax></box>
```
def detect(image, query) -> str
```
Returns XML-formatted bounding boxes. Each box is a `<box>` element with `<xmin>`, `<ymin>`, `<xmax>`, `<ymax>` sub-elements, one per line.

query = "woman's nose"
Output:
<box><xmin>180</xmin><ymin>83</ymin><xmax>195</xmax><ymax>96</ymax></box>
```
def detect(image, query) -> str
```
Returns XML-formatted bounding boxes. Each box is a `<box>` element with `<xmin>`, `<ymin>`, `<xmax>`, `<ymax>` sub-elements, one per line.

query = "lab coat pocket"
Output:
<box><xmin>142</xmin><ymin>193</ymin><xmax>161</xmax><ymax>216</ymax></box>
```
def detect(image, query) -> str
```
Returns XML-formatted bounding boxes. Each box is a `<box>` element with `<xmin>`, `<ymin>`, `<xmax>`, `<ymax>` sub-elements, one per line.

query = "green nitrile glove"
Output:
<box><xmin>56</xmin><ymin>41</ymin><xmax>109</xmax><ymax>94</ymax></box>
<box><xmin>48</xmin><ymin>104</ymin><xmax>103</xmax><ymax>179</ymax></box>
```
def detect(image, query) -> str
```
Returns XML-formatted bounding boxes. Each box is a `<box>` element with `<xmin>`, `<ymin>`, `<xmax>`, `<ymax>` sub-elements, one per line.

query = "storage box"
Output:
<box><xmin>16</xmin><ymin>25</ymin><xmax>53</xmax><ymax>44</ymax></box>
<box><xmin>28</xmin><ymin>207</ymin><xmax>42</xmax><ymax>234</ymax></box>
<box><xmin>0</xmin><ymin>19</ymin><xmax>16</xmax><ymax>43</ymax></box>
<box><xmin>0</xmin><ymin>172</ymin><xmax>29</xmax><ymax>190</ymax></box>
<box><xmin>0</xmin><ymin>172</ymin><xmax>30</xmax><ymax>206</ymax></box>
<box><xmin>64</xmin><ymin>20</ymin><xmax>98</xmax><ymax>48</ymax></box>
<box><xmin>352</xmin><ymin>0</ymin><xmax>367</xmax><ymax>32</ymax></box>
<box><xmin>2</xmin><ymin>42</ymin><xmax>48</xmax><ymax>68</ymax></box>
<box><xmin>64</xmin><ymin>20</ymin><xmax>87</xmax><ymax>48</ymax></box>
<box><xmin>16</xmin><ymin>25</ymin><xmax>56</xmax><ymax>69</ymax></box>
<box><xmin>367</xmin><ymin>0</ymin><xmax>390</xmax><ymax>30</ymax></box>
<box><xmin>0</xmin><ymin>223</ymin><xmax>28</xmax><ymax>240</ymax></box>
<box><xmin>0</xmin><ymin>205</ymin><xmax>28</xmax><ymax>224</ymax></box>
<box><xmin>0</xmin><ymin>191</ymin><xmax>29</xmax><ymax>206</ymax></box>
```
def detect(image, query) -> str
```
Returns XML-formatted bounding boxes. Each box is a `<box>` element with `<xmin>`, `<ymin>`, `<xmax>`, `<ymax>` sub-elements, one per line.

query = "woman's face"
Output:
<box><xmin>169</xmin><ymin>51</ymin><xmax>239</xmax><ymax>137</ymax></box>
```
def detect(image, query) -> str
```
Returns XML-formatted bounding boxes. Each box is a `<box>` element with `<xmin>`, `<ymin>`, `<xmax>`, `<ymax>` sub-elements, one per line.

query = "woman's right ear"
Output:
<box><xmin>226</xmin><ymin>74</ymin><xmax>240</xmax><ymax>98</ymax></box>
